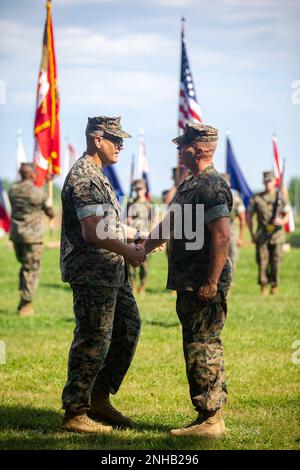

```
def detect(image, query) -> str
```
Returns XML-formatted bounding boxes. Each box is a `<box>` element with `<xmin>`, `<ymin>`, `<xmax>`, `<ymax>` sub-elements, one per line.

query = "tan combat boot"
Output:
<box><xmin>89</xmin><ymin>391</ymin><xmax>133</xmax><ymax>428</ymax></box>
<box><xmin>170</xmin><ymin>410</ymin><xmax>226</xmax><ymax>438</ymax></box>
<box><xmin>61</xmin><ymin>413</ymin><xmax>112</xmax><ymax>434</ymax></box>
<box><xmin>261</xmin><ymin>285</ymin><xmax>268</xmax><ymax>297</ymax></box>
<box><xmin>270</xmin><ymin>286</ymin><xmax>278</xmax><ymax>295</ymax></box>
<box><xmin>137</xmin><ymin>280</ymin><xmax>146</xmax><ymax>294</ymax></box>
<box><xmin>130</xmin><ymin>279</ymin><xmax>137</xmax><ymax>293</ymax></box>
<box><xmin>18</xmin><ymin>301</ymin><xmax>34</xmax><ymax>317</ymax></box>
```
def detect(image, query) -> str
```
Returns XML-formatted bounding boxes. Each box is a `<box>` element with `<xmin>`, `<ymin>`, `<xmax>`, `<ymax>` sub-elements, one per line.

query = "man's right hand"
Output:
<box><xmin>198</xmin><ymin>280</ymin><xmax>218</xmax><ymax>301</ymax></box>
<box><xmin>46</xmin><ymin>207</ymin><xmax>55</xmax><ymax>220</ymax></box>
<box><xmin>125</xmin><ymin>244</ymin><xmax>146</xmax><ymax>267</ymax></box>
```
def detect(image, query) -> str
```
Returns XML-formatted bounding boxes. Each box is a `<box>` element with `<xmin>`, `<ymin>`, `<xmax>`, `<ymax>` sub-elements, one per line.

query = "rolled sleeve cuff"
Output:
<box><xmin>204</xmin><ymin>204</ymin><xmax>230</xmax><ymax>224</ymax></box>
<box><xmin>76</xmin><ymin>204</ymin><xmax>104</xmax><ymax>221</ymax></box>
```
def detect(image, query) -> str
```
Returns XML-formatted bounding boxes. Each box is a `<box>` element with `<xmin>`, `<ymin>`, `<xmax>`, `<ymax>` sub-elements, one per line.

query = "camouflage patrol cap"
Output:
<box><xmin>133</xmin><ymin>179</ymin><xmax>146</xmax><ymax>190</ymax></box>
<box><xmin>86</xmin><ymin>116</ymin><xmax>131</xmax><ymax>139</ymax></box>
<box><xmin>172</xmin><ymin>121</ymin><xmax>218</xmax><ymax>146</ymax></box>
<box><xmin>20</xmin><ymin>163</ymin><xmax>35</xmax><ymax>170</ymax></box>
<box><xmin>263</xmin><ymin>170</ymin><xmax>275</xmax><ymax>182</ymax></box>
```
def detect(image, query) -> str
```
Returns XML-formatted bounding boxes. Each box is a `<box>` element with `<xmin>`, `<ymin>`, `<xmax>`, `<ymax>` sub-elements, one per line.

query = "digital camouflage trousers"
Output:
<box><xmin>256</xmin><ymin>242</ymin><xmax>283</xmax><ymax>287</ymax></box>
<box><xmin>13</xmin><ymin>242</ymin><xmax>43</xmax><ymax>303</ymax></box>
<box><xmin>176</xmin><ymin>290</ymin><xmax>228</xmax><ymax>412</ymax></box>
<box><xmin>62</xmin><ymin>283</ymin><xmax>141</xmax><ymax>414</ymax></box>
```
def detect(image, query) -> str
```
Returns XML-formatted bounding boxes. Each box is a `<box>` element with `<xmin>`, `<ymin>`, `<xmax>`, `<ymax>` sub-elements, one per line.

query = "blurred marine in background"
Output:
<box><xmin>126</xmin><ymin>178</ymin><xmax>151</xmax><ymax>293</ymax></box>
<box><xmin>8</xmin><ymin>163</ymin><xmax>54</xmax><ymax>317</ymax></box>
<box><xmin>247</xmin><ymin>170</ymin><xmax>289</xmax><ymax>295</ymax></box>
<box><xmin>221</xmin><ymin>173</ymin><xmax>246</xmax><ymax>280</ymax></box>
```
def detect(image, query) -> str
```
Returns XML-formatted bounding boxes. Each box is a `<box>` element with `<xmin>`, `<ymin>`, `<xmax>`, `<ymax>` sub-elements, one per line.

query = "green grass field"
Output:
<box><xmin>0</xmin><ymin>236</ymin><xmax>299</xmax><ymax>450</ymax></box>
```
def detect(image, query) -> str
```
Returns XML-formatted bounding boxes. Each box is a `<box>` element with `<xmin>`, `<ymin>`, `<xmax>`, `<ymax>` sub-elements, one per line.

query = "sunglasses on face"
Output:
<box><xmin>105</xmin><ymin>136</ymin><xmax>124</xmax><ymax>149</ymax></box>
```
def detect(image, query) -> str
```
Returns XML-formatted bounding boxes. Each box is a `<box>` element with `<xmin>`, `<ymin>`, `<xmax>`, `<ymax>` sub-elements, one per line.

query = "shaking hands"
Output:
<box><xmin>125</xmin><ymin>244</ymin><xmax>146</xmax><ymax>268</ymax></box>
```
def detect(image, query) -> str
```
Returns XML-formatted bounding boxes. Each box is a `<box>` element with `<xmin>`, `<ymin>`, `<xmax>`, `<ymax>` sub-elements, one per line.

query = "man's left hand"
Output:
<box><xmin>198</xmin><ymin>280</ymin><xmax>218</xmax><ymax>301</ymax></box>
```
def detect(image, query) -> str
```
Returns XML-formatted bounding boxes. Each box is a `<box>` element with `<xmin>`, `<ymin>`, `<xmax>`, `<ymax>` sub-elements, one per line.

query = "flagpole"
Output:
<box><xmin>177</xmin><ymin>18</ymin><xmax>185</xmax><ymax>138</ymax></box>
<box><xmin>48</xmin><ymin>161</ymin><xmax>54</xmax><ymax>235</ymax></box>
<box><xmin>176</xmin><ymin>18</ymin><xmax>185</xmax><ymax>179</ymax></box>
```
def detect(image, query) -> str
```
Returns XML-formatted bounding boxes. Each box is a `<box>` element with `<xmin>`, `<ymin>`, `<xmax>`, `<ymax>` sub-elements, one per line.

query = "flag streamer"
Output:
<box><xmin>33</xmin><ymin>0</ymin><xmax>60</xmax><ymax>187</ymax></box>
<box><xmin>272</xmin><ymin>135</ymin><xmax>295</xmax><ymax>233</ymax></box>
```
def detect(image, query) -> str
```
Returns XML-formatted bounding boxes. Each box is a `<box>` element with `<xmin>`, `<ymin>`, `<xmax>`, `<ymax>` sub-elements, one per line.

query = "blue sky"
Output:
<box><xmin>0</xmin><ymin>0</ymin><xmax>299</xmax><ymax>195</ymax></box>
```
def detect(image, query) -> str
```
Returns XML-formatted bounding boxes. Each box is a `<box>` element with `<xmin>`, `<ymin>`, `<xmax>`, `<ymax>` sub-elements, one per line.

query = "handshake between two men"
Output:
<box><xmin>122</xmin><ymin>228</ymin><xmax>163</xmax><ymax>268</ymax></box>
<box><xmin>80</xmin><ymin>213</ymin><xmax>223</xmax><ymax>302</ymax></box>
<box><xmin>122</xmin><ymin>223</ymin><xmax>220</xmax><ymax>303</ymax></box>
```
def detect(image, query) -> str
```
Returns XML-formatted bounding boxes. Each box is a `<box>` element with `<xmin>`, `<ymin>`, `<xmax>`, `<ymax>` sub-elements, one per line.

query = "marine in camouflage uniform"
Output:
<box><xmin>144</xmin><ymin>122</ymin><xmax>232</xmax><ymax>437</ymax></box>
<box><xmin>126</xmin><ymin>179</ymin><xmax>151</xmax><ymax>293</ymax></box>
<box><xmin>60</xmin><ymin>116</ymin><xmax>143</xmax><ymax>434</ymax></box>
<box><xmin>247</xmin><ymin>170</ymin><xmax>289</xmax><ymax>295</ymax></box>
<box><xmin>221</xmin><ymin>173</ymin><xmax>246</xmax><ymax>279</ymax></box>
<box><xmin>8</xmin><ymin>163</ymin><xmax>54</xmax><ymax>316</ymax></box>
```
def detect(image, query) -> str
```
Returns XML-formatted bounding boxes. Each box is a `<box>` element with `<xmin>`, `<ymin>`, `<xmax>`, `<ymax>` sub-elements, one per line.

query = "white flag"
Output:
<box><xmin>16</xmin><ymin>129</ymin><xmax>27</xmax><ymax>178</ymax></box>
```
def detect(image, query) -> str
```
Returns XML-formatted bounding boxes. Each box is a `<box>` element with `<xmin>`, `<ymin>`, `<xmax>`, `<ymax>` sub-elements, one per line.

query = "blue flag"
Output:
<box><xmin>103</xmin><ymin>166</ymin><xmax>124</xmax><ymax>201</ymax></box>
<box><xmin>226</xmin><ymin>136</ymin><xmax>252</xmax><ymax>207</ymax></box>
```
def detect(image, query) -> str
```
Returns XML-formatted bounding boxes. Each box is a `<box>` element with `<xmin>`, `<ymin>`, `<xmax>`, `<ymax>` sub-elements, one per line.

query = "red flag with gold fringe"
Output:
<box><xmin>272</xmin><ymin>135</ymin><xmax>295</xmax><ymax>233</ymax></box>
<box><xmin>33</xmin><ymin>0</ymin><xmax>60</xmax><ymax>187</ymax></box>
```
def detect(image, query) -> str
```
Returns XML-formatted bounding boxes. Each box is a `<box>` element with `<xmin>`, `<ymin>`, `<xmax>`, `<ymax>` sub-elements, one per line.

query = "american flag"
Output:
<box><xmin>178</xmin><ymin>18</ymin><xmax>202</xmax><ymax>131</ymax></box>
